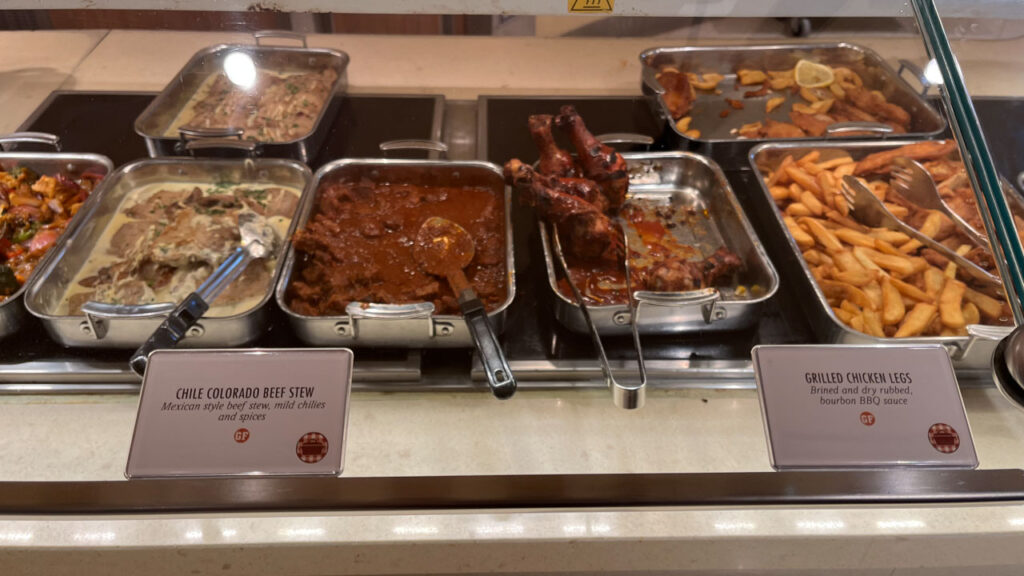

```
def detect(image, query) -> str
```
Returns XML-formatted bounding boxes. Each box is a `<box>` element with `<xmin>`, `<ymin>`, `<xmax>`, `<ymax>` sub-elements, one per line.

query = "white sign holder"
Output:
<box><xmin>126</xmin><ymin>348</ymin><xmax>353</xmax><ymax>478</ymax></box>
<box><xmin>753</xmin><ymin>344</ymin><xmax>977</xmax><ymax>470</ymax></box>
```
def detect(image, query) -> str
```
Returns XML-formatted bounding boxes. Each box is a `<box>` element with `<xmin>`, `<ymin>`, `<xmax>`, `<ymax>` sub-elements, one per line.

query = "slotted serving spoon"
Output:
<box><xmin>414</xmin><ymin>216</ymin><xmax>516</xmax><ymax>399</ymax></box>
<box><xmin>128</xmin><ymin>212</ymin><xmax>278</xmax><ymax>376</ymax></box>
<box><xmin>840</xmin><ymin>175</ymin><xmax>1001</xmax><ymax>289</ymax></box>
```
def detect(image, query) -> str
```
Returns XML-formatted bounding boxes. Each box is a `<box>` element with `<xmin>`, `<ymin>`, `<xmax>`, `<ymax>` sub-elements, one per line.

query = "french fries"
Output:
<box><xmin>938</xmin><ymin>279</ymin><xmax>967</xmax><ymax>329</ymax></box>
<box><xmin>759</xmin><ymin>143</ymin><xmax>1013</xmax><ymax>339</ymax></box>
<box><xmin>895</xmin><ymin>303</ymin><xmax>937</xmax><ymax>337</ymax></box>
<box><xmin>880</xmin><ymin>277</ymin><xmax>906</xmax><ymax>325</ymax></box>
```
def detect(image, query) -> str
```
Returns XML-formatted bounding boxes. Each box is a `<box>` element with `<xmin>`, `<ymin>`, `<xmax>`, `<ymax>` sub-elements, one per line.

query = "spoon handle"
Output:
<box><xmin>458</xmin><ymin>290</ymin><xmax>517</xmax><ymax>400</ymax></box>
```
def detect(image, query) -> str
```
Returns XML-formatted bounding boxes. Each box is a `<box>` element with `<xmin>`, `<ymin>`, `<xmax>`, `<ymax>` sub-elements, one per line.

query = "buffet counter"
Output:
<box><xmin>3</xmin><ymin>29</ymin><xmax>1024</xmax><ymax>574</ymax></box>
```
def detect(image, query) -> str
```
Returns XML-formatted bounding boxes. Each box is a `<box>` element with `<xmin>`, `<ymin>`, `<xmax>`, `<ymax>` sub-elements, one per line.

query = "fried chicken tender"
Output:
<box><xmin>789</xmin><ymin>111</ymin><xmax>836</xmax><ymax>137</ymax></box>
<box><xmin>762</xmin><ymin>119</ymin><xmax>806</xmax><ymax>138</ymax></box>
<box><xmin>853</xmin><ymin>140</ymin><xmax>958</xmax><ymax>175</ymax></box>
<box><xmin>657</xmin><ymin>69</ymin><xmax>695</xmax><ymax>119</ymax></box>
<box><xmin>845</xmin><ymin>86</ymin><xmax>911</xmax><ymax>129</ymax></box>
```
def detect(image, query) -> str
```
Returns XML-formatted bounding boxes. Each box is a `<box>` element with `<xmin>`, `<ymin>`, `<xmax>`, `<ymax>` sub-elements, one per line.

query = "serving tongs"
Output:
<box><xmin>126</xmin><ymin>212</ymin><xmax>278</xmax><ymax>376</ymax></box>
<box><xmin>549</xmin><ymin>224</ymin><xmax>646</xmax><ymax>410</ymax></box>
<box><xmin>890</xmin><ymin>157</ymin><xmax>989</xmax><ymax>249</ymax></box>
<box><xmin>840</xmin><ymin>175</ymin><xmax>1002</xmax><ymax>289</ymax></box>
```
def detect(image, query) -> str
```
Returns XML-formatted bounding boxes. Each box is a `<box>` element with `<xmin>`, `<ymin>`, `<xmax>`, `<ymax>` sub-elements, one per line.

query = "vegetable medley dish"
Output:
<box><xmin>756</xmin><ymin>141</ymin><xmax>1013</xmax><ymax>339</ymax></box>
<box><xmin>0</xmin><ymin>166</ymin><xmax>99</xmax><ymax>300</ymax></box>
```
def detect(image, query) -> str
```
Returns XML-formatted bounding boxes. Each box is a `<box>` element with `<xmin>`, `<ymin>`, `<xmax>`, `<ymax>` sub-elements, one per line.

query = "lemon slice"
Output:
<box><xmin>795</xmin><ymin>59</ymin><xmax>834</xmax><ymax>88</ymax></box>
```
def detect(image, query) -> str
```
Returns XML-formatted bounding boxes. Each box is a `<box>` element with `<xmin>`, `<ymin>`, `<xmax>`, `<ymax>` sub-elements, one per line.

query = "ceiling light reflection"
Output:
<box><xmin>392</xmin><ymin>525</ymin><xmax>439</xmax><ymax>536</ymax></box>
<box><xmin>876</xmin><ymin>520</ymin><xmax>925</xmax><ymax>530</ymax></box>
<box><xmin>0</xmin><ymin>532</ymin><xmax>33</xmax><ymax>542</ymax></box>
<box><xmin>72</xmin><ymin>531</ymin><xmax>116</xmax><ymax>542</ymax></box>
<box><xmin>714</xmin><ymin>521</ymin><xmax>757</xmax><ymax>532</ymax></box>
<box><xmin>279</xmin><ymin>527</ymin><xmax>326</xmax><ymax>538</ymax></box>
<box><xmin>923</xmin><ymin>59</ymin><xmax>944</xmax><ymax>86</ymax></box>
<box><xmin>224</xmin><ymin>51</ymin><xmax>257</xmax><ymax>89</ymax></box>
<box><xmin>795</xmin><ymin>520</ymin><xmax>846</xmax><ymax>531</ymax></box>
<box><xmin>473</xmin><ymin>523</ymin><xmax>525</xmax><ymax>536</ymax></box>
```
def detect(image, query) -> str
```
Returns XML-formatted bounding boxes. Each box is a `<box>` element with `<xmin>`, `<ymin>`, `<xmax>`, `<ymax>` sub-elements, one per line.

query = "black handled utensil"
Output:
<box><xmin>128</xmin><ymin>213</ymin><xmax>277</xmax><ymax>376</ymax></box>
<box><xmin>414</xmin><ymin>216</ymin><xmax>516</xmax><ymax>399</ymax></box>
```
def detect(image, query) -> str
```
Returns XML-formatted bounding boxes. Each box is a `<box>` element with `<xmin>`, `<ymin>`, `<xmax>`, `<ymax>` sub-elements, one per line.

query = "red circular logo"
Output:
<box><xmin>860</xmin><ymin>412</ymin><xmax>876</xmax><ymax>426</ymax></box>
<box><xmin>234</xmin><ymin>428</ymin><xmax>250</xmax><ymax>443</ymax></box>
<box><xmin>928</xmin><ymin>423</ymin><xmax>960</xmax><ymax>454</ymax></box>
<box><xmin>296</xmin><ymin>432</ymin><xmax>329</xmax><ymax>463</ymax></box>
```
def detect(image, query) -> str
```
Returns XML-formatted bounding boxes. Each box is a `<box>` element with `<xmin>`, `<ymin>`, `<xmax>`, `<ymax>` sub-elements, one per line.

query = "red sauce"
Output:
<box><xmin>286</xmin><ymin>178</ymin><xmax>507</xmax><ymax>316</ymax></box>
<box><xmin>557</xmin><ymin>202</ymin><xmax>732</xmax><ymax>305</ymax></box>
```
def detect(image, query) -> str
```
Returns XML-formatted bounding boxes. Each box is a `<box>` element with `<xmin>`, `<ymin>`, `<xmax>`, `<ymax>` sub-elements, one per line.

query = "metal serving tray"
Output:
<box><xmin>748</xmin><ymin>139</ymin><xmax>1013</xmax><ymax>371</ymax></box>
<box><xmin>26</xmin><ymin>157</ymin><xmax>313</xmax><ymax>349</ymax></box>
<box><xmin>135</xmin><ymin>31</ymin><xmax>349</xmax><ymax>163</ymax></box>
<box><xmin>640</xmin><ymin>43</ymin><xmax>945</xmax><ymax>168</ymax></box>
<box><xmin>540</xmin><ymin>151</ymin><xmax>778</xmax><ymax>336</ymax></box>
<box><xmin>277</xmin><ymin>156</ymin><xmax>515</xmax><ymax>348</ymax></box>
<box><xmin>0</xmin><ymin>134</ymin><xmax>113</xmax><ymax>340</ymax></box>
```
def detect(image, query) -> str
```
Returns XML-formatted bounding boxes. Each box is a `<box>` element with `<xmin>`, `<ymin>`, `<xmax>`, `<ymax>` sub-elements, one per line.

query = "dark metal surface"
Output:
<box><xmin>1</xmin><ymin>469</ymin><xmax>1023</xmax><ymax>514</ymax></box>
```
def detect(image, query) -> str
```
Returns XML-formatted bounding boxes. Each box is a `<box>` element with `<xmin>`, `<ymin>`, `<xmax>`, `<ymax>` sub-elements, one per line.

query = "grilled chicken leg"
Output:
<box><xmin>504</xmin><ymin>159</ymin><xmax>622</xmax><ymax>262</ymax></box>
<box><xmin>554</xmin><ymin>105</ymin><xmax>629</xmax><ymax>213</ymax></box>
<box><xmin>529</xmin><ymin>114</ymin><xmax>580</xmax><ymax>178</ymax></box>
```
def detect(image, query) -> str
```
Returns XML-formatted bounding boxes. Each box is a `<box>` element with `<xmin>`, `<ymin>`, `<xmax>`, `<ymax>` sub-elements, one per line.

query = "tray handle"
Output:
<box><xmin>0</xmin><ymin>132</ymin><xmax>61</xmax><ymax>152</ymax></box>
<box><xmin>897</xmin><ymin>58</ymin><xmax>932</xmax><ymax>97</ymax></box>
<box><xmin>177</xmin><ymin>126</ymin><xmax>245</xmax><ymax>140</ymax></box>
<box><xmin>253</xmin><ymin>30</ymin><xmax>308</xmax><ymax>48</ymax></box>
<box><xmin>641</xmin><ymin>65</ymin><xmax>666</xmax><ymax>95</ymax></box>
<box><xmin>337</xmin><ymin>301</ymin><xmax>442</xmax><ymax>339</ymax></box>
<box><xmin>949</xmin><ymin>324</ymin><xmax>1015</xmax><ymax>361</ymax></box>
<box><xmin>597</xmin><ymin>133</ymin><xmax>655</xmax><ymax>147</ymax></box>
<box><xmin>183</xmin><ymin>138</ymin><xmax>259</xmax><ymax>157</ymax></box>
<box><xmin>825</xmin><ymin>122</ymin><xmax>895</xmax><ymax>137</ymax></box>
<box><xmin>79</xmin><ymin>301</ymin><xmax>177</xmax><ymax>341</ymax></box>
<box><xmin>634</xmin><ymin>287</ymin><xmax>724</xmax><ymax>325</ymax></box>
<box><xmin>379</xmin><ymin>139</ymin><xmax>449</xmax><ymax>159</ymax></box>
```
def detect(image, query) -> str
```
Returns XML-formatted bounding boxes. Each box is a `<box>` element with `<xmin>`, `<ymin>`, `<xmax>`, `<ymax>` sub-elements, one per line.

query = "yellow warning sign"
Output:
<box><xmin>569</xmin><ymin>0</ymin><xmax>614</xmax><ymax>13</ymax></box>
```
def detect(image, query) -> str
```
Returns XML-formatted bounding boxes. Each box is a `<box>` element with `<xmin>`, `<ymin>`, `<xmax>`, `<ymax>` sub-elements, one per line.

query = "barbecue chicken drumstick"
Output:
<box><xmin>529</xmin><ymin>114</ymin><xmax>580</xmax><ymax>178</ymax></box>
<box><xmin>504</xmin><ymin>159</ymin><xmax>622</xmax><ymax>262</ymax></box>
<box><xmin>555</xmin><ymin>105</ymin><xmax>629</xmax><ymax>212</ymax></box>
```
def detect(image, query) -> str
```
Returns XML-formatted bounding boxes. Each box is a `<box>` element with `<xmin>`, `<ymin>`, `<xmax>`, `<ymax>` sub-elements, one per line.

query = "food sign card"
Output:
<box><xmin>753</xmin><ymin>344</ymin><xmax>977</xmax><ymax>469</ymax></box>
<box><xmin>127</xmin><ymin>348</ymin><xmax>352</xmax><ymax>478</ymax></box>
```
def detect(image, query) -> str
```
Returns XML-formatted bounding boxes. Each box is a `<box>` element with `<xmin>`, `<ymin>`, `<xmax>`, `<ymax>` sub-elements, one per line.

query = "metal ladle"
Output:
<box><xmin>414</xmin><ymin>217</ymin><xmax>517</xmax><ymax>399</ymax></box>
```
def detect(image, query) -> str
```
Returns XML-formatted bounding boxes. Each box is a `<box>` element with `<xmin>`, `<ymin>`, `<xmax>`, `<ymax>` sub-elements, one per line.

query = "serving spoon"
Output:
<box><xmin>414</xmin><ymin>217</ymin><xmax>517</xmax><ymax>399</ymax></box>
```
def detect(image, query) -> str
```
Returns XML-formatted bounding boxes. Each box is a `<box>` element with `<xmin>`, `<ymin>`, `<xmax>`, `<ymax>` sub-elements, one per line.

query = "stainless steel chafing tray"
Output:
<box><xmin>0</xmin><ymin>133</ymin><xmax>113</xmax><ymax>340</ymax></box>
<box><xmin>640</xmin><ymin>43</ymin><xmax>945</xmax><ymax>168</ymax></box>
<box><xmin>748</xmin><ymin>139</ymin><xmax>1013</xmax><ymax>371</ymax></box>
<box><xmin>25</xmin><ymin>157</ymin><xmax>313</xmax><ymax>349</ymax></box>
<box><xmin>540</xmin><ymin>151</ymin><xmax>778</xmax><ymax>336</ymax></box>
<box><xmin>134</xmin><ymin>31</ymin><xmax>349</xmax><ymax>163</ymax></box>
<box><xmin>276</xmin><ymin>155</ymin><xmax>516</xmax><ymax>348</ymax></box>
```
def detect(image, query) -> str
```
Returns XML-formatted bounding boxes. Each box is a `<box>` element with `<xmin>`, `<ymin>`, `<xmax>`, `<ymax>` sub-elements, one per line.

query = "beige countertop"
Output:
<box><xmin>3</xmin><ymin>29</ymin><xmax>1024</xmax><ymax>575</ymax></box>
